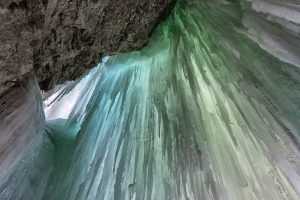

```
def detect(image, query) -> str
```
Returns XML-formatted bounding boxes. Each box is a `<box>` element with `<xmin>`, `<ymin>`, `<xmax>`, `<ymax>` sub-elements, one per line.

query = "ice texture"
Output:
<box><xmin>1</xmin><ymin>0</ymin><xmax>300</xmax><ymax>199</ymax></box>
<box><xmin>242</xmin><ymin>0</ymin><xmax>300</xmax><ymax>68</ymax></box>
<box><xmin>43</xmin><ymin>0</ymin><xmax>300</xmax><ymax>199</ymax></box>
<box><xmin>0</xmin><ymin>76</ymin><xmax>53</xmax><ymax>200</ymax></box>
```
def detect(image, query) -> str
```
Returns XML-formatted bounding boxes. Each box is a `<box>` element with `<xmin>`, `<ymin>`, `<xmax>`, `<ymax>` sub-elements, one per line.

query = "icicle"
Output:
<box><xmin>43</xmin><ymin>0</ymin><xmax>300</xmax><ymax>199</ymax></box>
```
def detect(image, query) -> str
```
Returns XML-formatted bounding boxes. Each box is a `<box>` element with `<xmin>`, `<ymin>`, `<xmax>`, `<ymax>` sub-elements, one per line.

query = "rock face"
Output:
<box><xmin>0</xmin><ymin>0</ymin><xmax>174</xmax><ymax>94</ymax></box>
<box><xmin>0</xmin><ymin>0</ymin><xmax>38</xmax><ymax>96</ymax></box>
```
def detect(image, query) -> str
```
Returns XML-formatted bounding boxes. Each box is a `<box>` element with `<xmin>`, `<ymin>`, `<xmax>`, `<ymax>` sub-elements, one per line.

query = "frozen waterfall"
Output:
<box><xmin>1</xmin><ymin>0</ymin><xmax>300</xmax><ymax>199</ymax></box>
<box><xmin>43</xmin><ymin>0</ymin><xmax>300</xmax><ymax>199</ymax></box>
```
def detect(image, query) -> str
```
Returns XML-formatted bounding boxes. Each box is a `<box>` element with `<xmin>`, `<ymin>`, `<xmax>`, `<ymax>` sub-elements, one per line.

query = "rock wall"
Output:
<box><xmin>0</xmin><ymin>0</ymin><xmax>174</xmax><ymax>94</ymax></box>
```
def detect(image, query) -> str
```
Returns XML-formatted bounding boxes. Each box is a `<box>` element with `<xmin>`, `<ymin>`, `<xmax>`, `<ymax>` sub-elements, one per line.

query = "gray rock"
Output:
<box><xmin>0</xmin><ymin>0</ymin><xmax>174</xmax><ymax>94</ymax></box>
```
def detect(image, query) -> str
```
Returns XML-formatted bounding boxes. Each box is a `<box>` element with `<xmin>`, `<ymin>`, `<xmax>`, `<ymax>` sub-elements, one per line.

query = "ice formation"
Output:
<box><xmin>1</xmin><ymin>0</ymin><xmax>300</xmax><ymax>199</ymax></box>
<box><xmin>42</xmin><ymin>0</ymin><xmax>300</xmax><ymax>199</ymax></box>
<box><xmin>0</xmin><ymin>76</ymin><xmax>53</xmax><ymax>200</ymax></box>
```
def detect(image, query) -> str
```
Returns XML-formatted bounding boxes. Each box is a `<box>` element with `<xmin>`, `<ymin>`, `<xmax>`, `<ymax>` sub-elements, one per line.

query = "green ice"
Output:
<box><xmin>44</xmin><ymin>0</ymin><xmax>300</xmax><ymax>199</ymax></box>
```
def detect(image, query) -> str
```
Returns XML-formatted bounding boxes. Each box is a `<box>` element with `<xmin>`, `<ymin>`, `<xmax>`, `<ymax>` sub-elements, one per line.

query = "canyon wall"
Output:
<box><xmin>0</xmin><ymin>0</ymin><xmax>174</xmax><ymax>94</ymax></box>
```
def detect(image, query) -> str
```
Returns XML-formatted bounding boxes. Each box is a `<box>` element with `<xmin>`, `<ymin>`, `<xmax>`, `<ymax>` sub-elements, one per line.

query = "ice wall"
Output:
<box><xmin>242</xmin><ymin>0</ymin><xmax>300</xmax><ymax>68</ymax></box>
<box><xmin>43</xmin><ymin>0</ymin><xmax>300</xmax><ymax>199</ymax></box>
<box><xmin>0</xmin><ymin>75</ymin><xmax>53</xmax><ymax>200</ymax></box>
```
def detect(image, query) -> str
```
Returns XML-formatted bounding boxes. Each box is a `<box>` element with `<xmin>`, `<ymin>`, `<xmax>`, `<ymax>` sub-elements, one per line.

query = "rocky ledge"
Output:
<box><xmin>0</xmin><ymin>0</ymin><xmax>174</xmax><ymax>95</ymax></box>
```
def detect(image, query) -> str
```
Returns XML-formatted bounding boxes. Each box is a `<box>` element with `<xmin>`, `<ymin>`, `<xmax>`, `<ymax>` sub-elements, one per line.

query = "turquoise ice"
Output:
<box><xmin>42</xmin><ymin>0</ymin><xmax>300</xmax><ymax>199</ymax></box>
